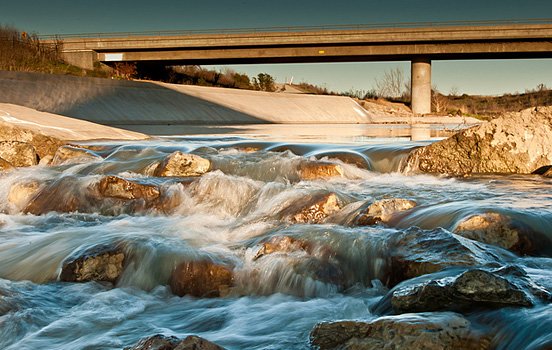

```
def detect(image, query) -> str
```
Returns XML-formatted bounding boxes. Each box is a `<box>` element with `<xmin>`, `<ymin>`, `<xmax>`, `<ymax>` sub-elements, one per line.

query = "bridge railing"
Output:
<box><xmin>38</xmin><ymin>18</ymin><xmax>552</xmax><ymax>40</ymax></box>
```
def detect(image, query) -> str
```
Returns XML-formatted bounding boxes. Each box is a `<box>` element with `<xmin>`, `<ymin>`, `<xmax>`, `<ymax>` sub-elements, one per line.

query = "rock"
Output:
<box><xmin>252</xmin><ymin>236</ymin><xmax>308</xmax><ymax>261</ymax></box>
<box><xmin>543</xmin><ymin>167</ymin><xmax>552</xmax><ymax>177</ymax></box>
<box><xmin>283</xmin><ymin>192</ymin><xmax>342</xmax><ymax>224</ymax></box>
<box><xmin>314</xmin><ymin>151</ymin><xmax>372</xmax><ymax>170</ymax></box>
<box><xmin>454</xmin><ymin>212</ymin><xmax>538</xmax><ymax>255</ymax></box>
<box><xmin>0</xmin><ymin>120</ymin><xmax>65</xmax><ymax>160</ymax></box>
<box><xmin>154</xmin><ymin>151</ymin><xmax>210</xmax><ymax>177</ymax></box>
<box><xmin>38</xmin><ymin>154</ymin><xmax>53</xmax><ymax>166</ymax></box>
<box><xmin>51</xmin><ymin>145</ymin><xmax>103</xmax><ymax>165</ymax></box>
<box><xmin>355</xmin><ymin>198</ymin><xmax>417</xmax><ymax>226</ymax></box>
<box><xmin>94</xmin><ymin>176</ymin><xmax>160</xmax><ymax>201</ymax></box>
<box><xmin>402</xmin><ymin>106</ymin><xmax>552</xmax><ymax>175</ymax></box>
<box><xmin>310</xmin><ymin>312</ymin><xmax>488</xmax><ymax>350</ymax></box>
<box><xmin>298</xmin><ymin>161</ymin><xmax>344</xmax><ymax>180</ymax></box>
<box><xmin>60</xmin><ymin>244</ymin><xmax>125</xmax><ymax>283</ymax></box>
<box><xmin>0</xmin><ymin>141</ymin><xmax>37</xmax><ymax>167</ymax></box>
<box><xmin>126</xmin><ymin>334</ymin><xmax>225</xmax><ymax>350</ymax></box>
<box><xmin>0</xmin><ymin>157</ymin><xmax>14</xmax><ymax>171</ymax></box>
<box><xmin>387</xmin><ymin>265</ymin><xmax>549</xmax><ymax>314</ymax></box>
<box><xmin>169</xmin><ymin>259</ymin><xmax>234</xmax><ymax>298</ymax></box>
<box><xmin>8</xmin><ymin>180</ymin><xmax>40</xmax><ymax>211</ymax></box>
<box><xmin>386</xmin><ymin>227</ymin><xmax>510</xmax><ymax>287</ymax></box>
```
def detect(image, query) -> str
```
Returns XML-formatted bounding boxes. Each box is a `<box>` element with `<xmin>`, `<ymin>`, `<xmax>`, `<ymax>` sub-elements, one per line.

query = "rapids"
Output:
<box><xmin>0</xmin><ymin>126</ymin><xmax>551</xmax><ymax>349</ymax></box>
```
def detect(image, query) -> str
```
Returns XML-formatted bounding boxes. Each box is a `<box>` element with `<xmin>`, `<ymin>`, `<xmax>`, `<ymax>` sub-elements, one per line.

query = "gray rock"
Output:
<box><xmin>402</xmin><ymin>106</ymin><xmax>552</xmax><ymax>175</ymax></box>
<box><xmin>0</xmin><ymin>141</ymin><xmax>37</xmax><ymax>167</ymax></box>
<box><xmin>355</xmin><ymin>198</ymin><xmax>416</xmax><ymax>226</ymax></box>
<box><xmin>60</xmin><ymin>244</ymin><xmax>125</xmax><ymax>284</ymax></box>
<box><xmin>386</xmin><ymin>227</ymin><xmax>512</xmax><ymax>287</ymax></box>
<box><xmin>310</xmin><ymin>312</ymin><xmax>489</xmax><ymax>350</ymax></box>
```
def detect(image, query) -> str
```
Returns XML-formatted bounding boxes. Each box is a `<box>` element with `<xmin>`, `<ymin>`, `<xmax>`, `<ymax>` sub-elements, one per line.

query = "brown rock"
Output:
<box><xmin>0</xmin><ymin>141</ymin><xmax>37</xmax><ymax>167</ymax></box>
<box><xmin>8</xmin><ymin>180</ymin><xmax>40</xmax><ymax>211</ymax></box>
<box><xmin>94</xmin><ymin>176</ymin><xmax>160</xmax><ymax>201</ymax></box>
<box><xmin>51</xmin><ymin>145</ymin><xmax>103</xmax><ymax>166</ymax></box>
<box><xmin>0</xmin><ymin>157</ymin><xmax>14</xmax><ymax>171</ymax></box>
<box><xmin>310</xmin><ymin>312</ymin><xmax>489</xmax><ymax>350</ymax></box>
<box><xmin>252</xmin><ymin>236</ymin><xmax>309</xmax><ymax>261</ymax></box>
<box><xmin>356</xmin><ymin>198</ymin><xmax>416</xmax><ymax>226</ymax></box>
<box><xmin>284</xmin><ymin>192</ymin><xmax>342</xmax><ymax>224</ymax></box>
<box><xmin>454</xmin><ymin>213</ymin><xmax>536</xmax><ymax>255</ymax></box>
<box><xmin>60</xmin><ymin>245</ymin><xmax>125</xmax><ymax>283</ymax></box>
<box><xmin>298</xmin><ymin>161</ymin><xmax>343</xmax><ymax>180</ymax></box>
<box><xmin>402</xmin><ymin>106</ymin><xmax>552</xmax><ymax>175</ymax></box>
<box><xmin>0</xmin><ymin>121</ymin><xmax>64</xmax><ymax>160</ymax></box>
<box><xmin>386</xmin><ymin>227</ymin><xmax>508</xmax><ymax>287</ymax></box>
<box><xmin>314</xmin><ymin>151</ymin><xmax>372</xmax><ymax>169</ymax></box>
<box><xmin>169</xmin><ymin>259</ymin><xmax>234</xmax><ymax>298</ymax></box>
<box><xmin>154</xmin><ymin>151</ymin><xmax>210</xmax><ymax>177</ymax></box>
<box><xmin>125</xmin><ymin>334</ymin><xmax>225</xmax><ymax>350</ymax></box>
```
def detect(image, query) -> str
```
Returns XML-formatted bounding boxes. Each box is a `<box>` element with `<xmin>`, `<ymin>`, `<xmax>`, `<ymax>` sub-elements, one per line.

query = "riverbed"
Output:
<box><xmin>0</xmin><ymin>125</ymin><xmax>551</xmax><ymax>349</ymax></box>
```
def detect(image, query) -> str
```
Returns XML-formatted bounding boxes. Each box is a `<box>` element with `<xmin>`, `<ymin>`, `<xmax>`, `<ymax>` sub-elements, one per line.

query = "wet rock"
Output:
<box><xmin>387</xmin><ymin>265</ymin><xmax>550</xmax><ymax>314</ymax></box>
<box><xmin>51</xmin><ymin>145</ymin><xmax>103</xmax><ymax>165</ymax></box>
<box><xmin>60</xmin><ymin>244</ymin><xmax>125</xmax><ymax>283</ymax></box>
<box><xmin>292</xmin><ymin>257</ymin><xmax>345</xmax><ymax>288</ymax></box>
<box><xmin>0</xmin><ymin>120</ymin><xmax>65</xmax><ymax>160</ymax></box>
<box><xmin>402</xmin><ymin>106</ymin><xmax>552</xmax><ymax>175</ymax></box>
<box><xmin>355</xmin><ymin>198</ymin><xmax>417</xmax><ymax>226</ymax></box>
<box><xmin>94</xmin><ymin>175</ymin><xmax>160</xmax><ymax>201</ymax></box>
<box><xmin>154</xmin><ymin>151</ymin><xmax>210</xmax><ymax>177</ymax></box>
<box><xmin>252</xmin><ymin>236</ymin><xmax>308</xmax><ymax>261</ymax></box>
<box><xmin>454</xmin><ymin>212</ymin><xmax>538</xmax><ymax>255</ymax></box>
<box><xmin>169</xmin><ymin>259</ymin><xmax>234</xmax><ymax>298</ymax></box>
<box><xmin>310</xmin><ymin>312</ymin><xmax>488</xmax><ymax>350</ymax></box>
<box><xmin>8</xmin><ymin>180</ymin><xmax>40</xmax><ymax>211</ymax></box>
<box><xmin>284</xmin><ymin>192</ymin><xmax>342</xmax><ymax>224</ymax></box>
<box><xmin>543</xmin><ymin>167</ymin><xmax>552</xmax><ymax>177</ymax></box>
<box><xmin>298</xmin><ymin>161</ymin><xmax>343</xmax><ymax>180</ymax></box>
<box><xmin>126</xmin><ymin>334</ymin><xmax>225</xmax><ymax>350</ymax></box>
<box><xmin>314</xmin><ymin>151</ymin><xmax>372</xmax><ymax>169</ymax></box>
<box><xmin>0</xmin><ymin>141</ymin><xmax>37</xmax><ymax>167</ymax></box>
<box><xmin>386</xmin><ymin>227</ymin><xmax>511</xmax><ymax>287</ymax></box>
<box><xmin>38</xmin><ymin>154</ymin><xmax>53</xmax><ymax>166</ymax></box>
<box><xmin>0</xmin><ymin>157</ymin><xmax>14</xmax><ymax>171</ymax></box>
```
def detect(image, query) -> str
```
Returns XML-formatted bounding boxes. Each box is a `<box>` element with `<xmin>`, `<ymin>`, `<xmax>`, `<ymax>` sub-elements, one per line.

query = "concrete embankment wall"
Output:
<box><xmin>0</xmin><ymin>71</ymin><xmax>374</xmax><ymax>128</ymax></box>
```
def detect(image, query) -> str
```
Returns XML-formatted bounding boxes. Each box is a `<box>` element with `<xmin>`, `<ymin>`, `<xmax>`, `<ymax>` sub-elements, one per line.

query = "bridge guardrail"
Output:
<box><xmin>38</xmin><ymin>18</ymin><xmax>552</xmax><ymax>40</ymax></box>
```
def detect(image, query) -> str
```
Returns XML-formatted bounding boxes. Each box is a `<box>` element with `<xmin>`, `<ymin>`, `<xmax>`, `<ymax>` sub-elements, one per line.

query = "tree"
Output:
<box><xmin>374</xmin><ymin>67</ymin><xmax>406</xmax><ymax>99</ymax></box>
<box><xmin>253</xmin><ymin>73</ymin><xmax>276</xmax><ymax>92</ymax></box>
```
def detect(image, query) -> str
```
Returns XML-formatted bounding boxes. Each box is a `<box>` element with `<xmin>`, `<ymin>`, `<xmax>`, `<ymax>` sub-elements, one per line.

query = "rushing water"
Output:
<box><xmin>0</xmin><ymin>124</ymin><xmax>551</xmax><ymax>349</ymax></box>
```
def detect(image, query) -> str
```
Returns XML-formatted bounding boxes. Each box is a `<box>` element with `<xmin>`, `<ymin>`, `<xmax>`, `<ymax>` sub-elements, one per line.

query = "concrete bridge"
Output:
<box><xmin>46</xmin><ymin>20</ymin><xmax>552</xmax><ymax>114</ymax></box>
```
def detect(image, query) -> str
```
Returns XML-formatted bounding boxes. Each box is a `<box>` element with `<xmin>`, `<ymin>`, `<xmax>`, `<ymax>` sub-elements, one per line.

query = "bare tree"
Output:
<box><xmin>432</xmin><ymin>85</ymin><xmax>449</xmax><ymax>113</ymax></box>
<box><xmin>374</xmin><ymin>67</ymin><xmax>406</xmax><ymax>99</ymax></box>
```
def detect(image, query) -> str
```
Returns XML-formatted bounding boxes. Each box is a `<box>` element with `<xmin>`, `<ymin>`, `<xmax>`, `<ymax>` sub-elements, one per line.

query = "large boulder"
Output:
<box><xmin>402</xmin><ymin>106</ymin><xmax>552</xmax><ymax>175</ymax></box>
<box><xmin>453</xmin><ymin>212</ymin><xmax>545</xmax><ymax>256</ymax></box>
<box><xmin>154</xmin><ymin>151</ymin><xmax>210</xmax><ymax>177</ymax></box>
<box><xmin>386</xmin><ymin>227</ymin><xmax>511</xmax><ymax>287</ymax></box>
<box><xmin>310</xmin><ymin>312</ymin><xmax>488</xmax><ymax>350</ymax></box>
<box><xmin>0</xmin><ymin>120</ymin><xmax>64</xmax><ymax>160</ymax></box>
<box><xmin>0</xmin><ymin>141</ymin><xmax>37</xmax><ymax>167</ymax></box>
<box><xmin>51</xmin><ymin>145</ymin><xmax>103</xmax><ymax>166</ymax></box>
<box><xmin>169</xmin><ymin>259</ymin><xmax>234</xmax><ymax>298</ymax></box>
<box><xmin>355</xmin><ymin>198</ymin><xmax>417</xmax><ymax>226</ymax></box>
<box><xmin>0</xmin><ymin>157</ymin><xmax>13</xmax><ymax>171</ymax></box>
<box><xmin>94</xmin><ymin>176</ymin><xmax>160</xmax><ymax>201</ymax></box>
<box><xmin>60</xmin><ymin>244</ymin><xmax>125</xmax><ymax>284</ymax></box>
<box><xmin>125</xmin><ymin>334</ymin><xmax>225</xmax><ymax>350</ymax></box>
<box><xmin>385</xmin><ymin>265</ymin><xmax>550</xmax><ymax>314</ymax></box>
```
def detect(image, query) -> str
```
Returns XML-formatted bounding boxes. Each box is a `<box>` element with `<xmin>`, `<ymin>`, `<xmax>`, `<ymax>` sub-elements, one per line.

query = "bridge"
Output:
<box><xmin>45</xmin><ymin>19</ymin><xmax>552</xmax><ymax>114</ymax></box>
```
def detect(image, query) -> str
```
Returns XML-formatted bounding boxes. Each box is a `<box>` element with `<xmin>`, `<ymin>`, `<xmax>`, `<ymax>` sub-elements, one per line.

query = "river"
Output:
<box><xmin>0</xmin><ymin>124</ymin><xmax>551</xmax><ymax>349</ymax></box>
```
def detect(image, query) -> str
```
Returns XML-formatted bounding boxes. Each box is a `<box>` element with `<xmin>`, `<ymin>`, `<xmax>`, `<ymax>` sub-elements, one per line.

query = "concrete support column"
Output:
<box><xmin>411</xmin><ymin>58</ymin><xmax>432</xmax><ymax>115</ymax></box>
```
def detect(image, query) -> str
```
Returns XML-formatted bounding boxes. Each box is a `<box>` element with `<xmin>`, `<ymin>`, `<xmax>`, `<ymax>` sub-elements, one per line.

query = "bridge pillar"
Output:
<box><xmin>411</xmin><ymin>58</ymin><xmax>431</xmax><ymax>115</ymax></box>
<box><xmin>61</xmin><ymin>51</ymin><xmax>97</xmax><ymax>70</ymax></box>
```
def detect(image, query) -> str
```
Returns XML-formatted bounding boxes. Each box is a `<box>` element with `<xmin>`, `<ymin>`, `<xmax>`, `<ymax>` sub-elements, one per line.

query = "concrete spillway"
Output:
<box><xmin>0</xmin><ymin>71</ymin><xmax>374</xmax><ymax>130</ymax></box>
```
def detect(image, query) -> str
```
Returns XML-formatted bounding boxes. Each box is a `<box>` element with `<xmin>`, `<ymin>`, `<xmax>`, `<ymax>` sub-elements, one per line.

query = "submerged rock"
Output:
<box><xmin>51</xmin><ymin>145</ymin><xmax>103</xmax><ymax>166</ymax></box>
<box><xmin>298</xmin><ymin>160</ymin><xmax>344</xmax><ymax>180</ymax></box>
<box><xmin>284</xmin><ymin>192</ymin><xmax>342</xmax><ymax>224</ymax></box>
<box><xmin>355</xmin><ymin>198</ymin><xmax>417</xmax><ymax>226</ymax></box>
<box><xmin>169</xmin><ymin>259</ymin><xmax>234</xmax><ymax>298</ymax></box>
<box><xmin>386</xmin><ymin>227</ymin><xmax>510</xmax><ymax>287</ymax></box>
<box><xmin>454</xmin><ymin>212</ymin><xmax>540</xmax><ymax>256</ymax></box>
<box><xmin>154</xmin><ymin>151</ymin><xmax>210</xmax><ymax>177</ymax></box>
<box><xmin>94</xmin><ymin>175</ymin><xmax>160</xmax><ymax>201</ymax></box>
<box><xmin>0</xmin><ymin>141</ymin><xmax>37</xmax><ymax>167</ymax></box>
<box><xmin>310</xmin><ymin>312</ymin><xmax>488</xmax><ymax>350</ymax></box>
<box><xmin>60</xmin><ymin>244</ymin><xmax>125</xmax><ymax>284</ymax></box>
<box><xmin>314</xmin><ymin>151</ymin><xmax>372</xmax><ymax>170</ymax></box>
<box><xmin>7</xmin><ymin>180</ymin><xmax>40</xmax><ymax>211</ymax></box>
<box><xmin>386</xmin><ymin>265</ymin><xmax>550</xmax><ymax>314</ymax></box>
<box><xmin>402</xmin><ymin>106</ymin><xmax>552</xmax><ymax>175</ymax></box>
<box><xmin>252</xmin><ymin>236</ymin><xmax>309</xmax><ymax>261</ymax></box>
<box><xmin>126</xmin><ymin>334</ymin><xmax>225</xmax><ymax>350</ymax></box>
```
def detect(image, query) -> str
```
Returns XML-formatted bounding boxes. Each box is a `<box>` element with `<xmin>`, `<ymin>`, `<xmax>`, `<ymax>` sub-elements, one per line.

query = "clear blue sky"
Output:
<box><xmin>1</xmin><ymin>0</ymin><xmax>551</xmax><ymax>95</ymax></box>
